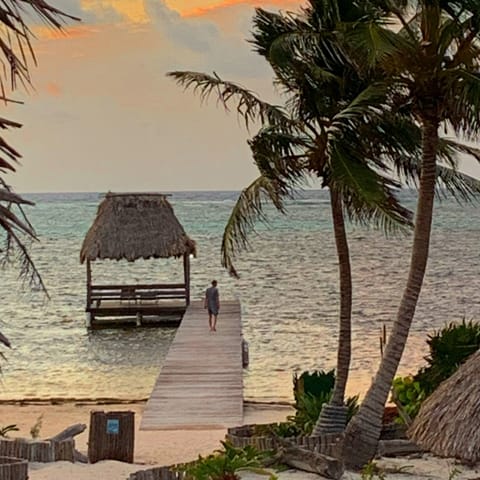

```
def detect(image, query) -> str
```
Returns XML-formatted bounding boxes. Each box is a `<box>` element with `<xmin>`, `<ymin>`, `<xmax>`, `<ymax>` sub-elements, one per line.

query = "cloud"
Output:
<box><xmin>184</xmin><ymin>0</ymin><xmax>300</xmax><ymax>17</ymax></box>
<box><xmin>26</xmin><ymin>0</ymin><xmax>124</xmax><ymax>27</ymax></box>
<box><xmin>45</xmin><ymin>82</ymin><xmax>62</xmax><ymax>96</ymax></box>
<box><xmin>144</xmin><ymin>0</ymin><xmax>218</xmax><ymax>52</ymax></box>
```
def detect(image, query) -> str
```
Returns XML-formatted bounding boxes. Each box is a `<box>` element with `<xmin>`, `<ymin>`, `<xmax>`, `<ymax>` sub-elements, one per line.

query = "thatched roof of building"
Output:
<box><xmin>80</xmin><ymin>193</ymin><xmax>196</xmax><ymax>263</ymax></box>
<box><xmin>408</xmin><ymin>349</ymin><xmax>480</xmax><ymax>464</ymax></box>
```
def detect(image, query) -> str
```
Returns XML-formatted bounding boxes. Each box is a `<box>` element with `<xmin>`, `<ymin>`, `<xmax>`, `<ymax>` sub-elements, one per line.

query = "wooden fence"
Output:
<box><xmin>129</xmin><ymin>466</ymin><xmax>184</xmax><ymax>480</ymax></box>
<box><xmin>0</xmin><ymin>438</ymin><xmax>74</xmax><ymax>462</ymax></box>
<box><xmin>226</xmin><ymin>424</ymin><xmax>343</xmax><ymax>458</ymax></box>
<box><xmin>128</xmin><ymin>427</ymin><xmax>343</xmax><ymax>480</ymax></box>
<box><xmin>0</xmin><ymin>456</ymin><xmax>28</xmax><ymax>480</ymax></box>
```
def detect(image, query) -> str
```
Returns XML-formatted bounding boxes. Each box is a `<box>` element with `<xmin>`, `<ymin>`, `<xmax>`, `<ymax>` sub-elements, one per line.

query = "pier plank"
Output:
<box><xmin>140</xmin><ymin>300</ymin><xmax>243</xmax><ymax>430</ymax></box>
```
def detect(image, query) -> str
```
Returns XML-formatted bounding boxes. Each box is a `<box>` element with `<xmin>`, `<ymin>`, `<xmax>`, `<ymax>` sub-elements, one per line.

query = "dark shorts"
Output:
<box><xmin>208</xmin><ymin>308</ymin><xmax>218</xmax><ymax>316</ymax></box>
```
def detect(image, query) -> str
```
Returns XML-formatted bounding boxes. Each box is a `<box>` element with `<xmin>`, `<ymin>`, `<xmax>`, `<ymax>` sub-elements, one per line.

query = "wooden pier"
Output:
<box><xmin>140</xmin><ymin>300</ymin><xmax>243</xmax><ymax>430</ymax></box>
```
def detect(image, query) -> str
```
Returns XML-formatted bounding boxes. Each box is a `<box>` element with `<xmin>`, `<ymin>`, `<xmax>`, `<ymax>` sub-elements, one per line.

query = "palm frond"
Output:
<box><xmin>345</xmin><ymin>19</ymin><xmax>407</xmax><ymax>70</ymax></box>
<box><xmin>442</xmin><ymin>138</ymin><xmax>480</xmax><ymax>163</ymax></box>
<box><xmin>329</xmin><ymin>83</ymin><xmax>388</xmax><ymax>134</ymax></box>
<box><xmin>0</xmin><ymin>225</ymin><xmax>49</xmax><ymax>297</ymax></box>
<box><xmin>445</xmin><ymin>70</ymin><xmax>480</xmax><ymax>137</ymax></box>
<box><xmin>0</xmin><ymin>0</ymin><xmax>78</xmax><ymax>98</ymax></box>
<box><xmin>329</xmin><ymin>141</ymin><xmax>413</xmax><ymax>233</ymax></box>
<box><xmin>436</xmin><ymin>165</ymin><xmax>480</xmax><ymax>202</ymax></box>
<box><xmin>249</xmin><ymin>127</ymin><xmax>311</xmax><ymax>184</ymax></box>
<box><xmin>166</xmin><ymin>71</ymin><xmax>291</xmax><ymax>131</ymax></box>
<box><xmin>221</xmin><ymin>175</ymin><xmax>294</xmax><ymax>278</ymax></box>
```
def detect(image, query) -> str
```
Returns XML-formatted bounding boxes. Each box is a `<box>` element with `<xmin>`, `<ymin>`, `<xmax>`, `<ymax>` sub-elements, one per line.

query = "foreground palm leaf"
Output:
<box><xmin>0</xmin><ymin>0</ymin><xmax>76</xmax><ymax>349</ymax></box>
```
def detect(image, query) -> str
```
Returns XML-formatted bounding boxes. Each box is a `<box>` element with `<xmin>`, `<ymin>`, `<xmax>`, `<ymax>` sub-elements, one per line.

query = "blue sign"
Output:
<box><xmin>106</xmin><ymin>419</ymin><xmax>120</xmax><ymax>434</ymax></box>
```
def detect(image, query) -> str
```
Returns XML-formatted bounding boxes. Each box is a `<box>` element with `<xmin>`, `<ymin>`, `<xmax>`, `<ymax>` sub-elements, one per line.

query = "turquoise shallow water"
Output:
<box><xmin>1</xmin><ymin>190</ymin><xmax>479</xmax><ymax>402</ymax></box>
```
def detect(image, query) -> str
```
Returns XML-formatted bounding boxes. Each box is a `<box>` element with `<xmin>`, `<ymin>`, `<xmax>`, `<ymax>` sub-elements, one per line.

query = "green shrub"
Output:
<box><xmin>293</xmin><ymin>370</ymin><xmax>335</xmax><ymax>401</ymax></box>
<box><xmin>391</xmin><ymin>320</ymin><xmax>480</xmax><ymax>423</ymax></box>
<box><xmin>265</xmin><ymin>422</ymin><xmax>302</xmax><ymax>438</ymax></box>
<box><xmin>286</xmin><ymin>390</ymin><xmax>360</xmax><ymax>436</ymax></box>
<box><xmin>415</xmin><ymin>320</ymin><xmax>480</xmax><ymax>394</ymax></box>
<box><xmin>346</xmin><ymin>394</ymin><xmax>360</xmax><ymax>420</ymax></box>
<box><xmin>288</xmin><ymin>391</ymin><xmax>331</xmax><ymax>435</ymax></box>
<box><xmin>392</xmin><ymin>376</ymin><xmax>427</xmax><ymax>422</ymax></box>
<box><xmin>180</xmin><ymin>441</ymin><xmax>277</xmax><ymax>480</ymax></box>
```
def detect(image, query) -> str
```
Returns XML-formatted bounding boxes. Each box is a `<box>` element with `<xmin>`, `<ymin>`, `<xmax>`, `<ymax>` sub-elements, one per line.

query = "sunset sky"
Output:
<box><xmin>7</xmin><ymin>0</ymin><xmax>480</xmax><ymax>192</ymax></box>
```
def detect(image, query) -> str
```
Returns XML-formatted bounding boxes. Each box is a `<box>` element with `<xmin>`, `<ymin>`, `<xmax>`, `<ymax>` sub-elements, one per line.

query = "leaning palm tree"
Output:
<box><xmin>0</xmin><ymin>1</ymin><xmax>77</xmax><ymax>348</ymax></box>
<box><xmin>340</xmin><ymin>0</ymin><xmax>480</xmax><ymax>467</ymax></box>
<box><xmin>169</xmin><ymin>0</ymin><xmax>417</xmax><ymax>433</ymax></box>
<box><xmin>232</xmin><ymin>1</ymin><xmax>480</xmax><ymax>437</ymax></box>
<box><xmin>170</xmin><ymin>0</ymin><xmax>480</xmax><ymax>443</ymax></box>
<box><xmin>249</xmin><ymin>1</ymin><xmax>414</xmax><ymax>435</ymax></box>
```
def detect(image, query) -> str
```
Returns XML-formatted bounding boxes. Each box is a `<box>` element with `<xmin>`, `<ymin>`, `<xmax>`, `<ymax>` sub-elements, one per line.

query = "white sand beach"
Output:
<box><xmin>2</xmin><ymin>400</ymin><xmax>480</xmax><ymax>480</ymax></box>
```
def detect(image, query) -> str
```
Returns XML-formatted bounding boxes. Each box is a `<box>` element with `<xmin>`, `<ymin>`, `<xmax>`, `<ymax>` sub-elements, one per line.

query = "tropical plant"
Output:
<box><xmin>342</xmin><ymin>0</ymin><xmax>480</xmax><ymax>467</ymax></box>
<box><xmin>361</xmin><ymin>460</ymin><xmax>387</xmax><ymax>480</ymax></box>
<box><xmin>293</xmin><ymin>369</ymin><xmax>335</xmax><ymax>401</ymax></box>
<box><xmin>30</xmin><ymin>414</ymin><xmax>43</xmax><ymax>439</ymax></box>
<box><xmin>0</xmin><ymin>424</ymin><xmax>19</xmax><ymax>437</ymax></box>
<box><xmin>391</xmin><ymin>376</ymin><xmax>427</xmax><ymax>423</ymax></box>
<box><xmin>0</xmin><ymin>1</ymin><xmax>76</xmax><ymax>350</ymax></box>
<box><xmin>180</xmin><ymin>441</ymin><xmax>277</xmax><ymax>480</ymax></box>
<box><xmin>169</xmin><ymin>0</ymin><xmax>480</xmax><ymax>445</ymax></box>
<box><xmin>415</xmin><ymin>320</ymin><xmax>480</xmax><ymax>394</ymax></box>
<box><xmin>169</xmin><ymin>1</ymin><xmax>417</xmax><ymax>438</ymax></box>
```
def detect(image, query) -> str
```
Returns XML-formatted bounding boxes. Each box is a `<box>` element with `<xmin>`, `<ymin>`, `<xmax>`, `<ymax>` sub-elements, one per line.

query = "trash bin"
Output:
<box><xmin>88</xmin><ymin>411</ymin><xmax>135</xmax><ymax>463</ymax></box>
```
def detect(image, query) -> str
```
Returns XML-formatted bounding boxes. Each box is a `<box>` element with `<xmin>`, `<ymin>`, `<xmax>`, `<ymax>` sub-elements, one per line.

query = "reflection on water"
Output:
<box><xmin>1</xmin><ymin>190</ymin><xmax>479</xmax><ymax>401</ymax></box>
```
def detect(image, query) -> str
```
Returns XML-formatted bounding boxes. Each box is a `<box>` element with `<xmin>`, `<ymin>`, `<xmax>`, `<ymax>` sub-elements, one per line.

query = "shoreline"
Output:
<box><xmin>0</xmin><ymin>397</ymin><xmax>294</xmax><ymax>407</ymax></box>
<box><xmin>2</xmin><ymin>401</ymin><xmax>480</xmax><ymax>480</ymax></box>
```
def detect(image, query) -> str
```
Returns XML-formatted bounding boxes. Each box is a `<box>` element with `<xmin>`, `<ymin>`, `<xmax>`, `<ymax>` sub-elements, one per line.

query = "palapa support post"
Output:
<box><xmin>86</xmin><ymin>260</ymin><xmax>92</xmax><ymax>308</ymax></box>
<box><xmin>183</xmin><ymin>253</ymin><xmax>190</xmax><ymax>306</ymax></box>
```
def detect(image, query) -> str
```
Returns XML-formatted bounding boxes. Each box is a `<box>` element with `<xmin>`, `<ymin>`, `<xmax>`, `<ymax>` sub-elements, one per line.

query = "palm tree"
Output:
<box><xmin>232</xmin><ymin>2</ymin><xmax>480</xmax><ymax>436</ymax></box>
<box><xmin>341</xmin><ymin>0</ymin><xmax>480</xmax><ymax>467</ymax></box>
<box><xmin>169</xmin><ymin>0</ymin><xmax>415</xmax><ymax>433</ymax></box>
<box><xmin>0</xmin><ymin>1</ymin><xmax>77</xmax><ymax>348</ymax></box>
<box><xmin>169</xmin><ymin>0</ymin><xmax>480</xmax><ymax>443</ymax></box>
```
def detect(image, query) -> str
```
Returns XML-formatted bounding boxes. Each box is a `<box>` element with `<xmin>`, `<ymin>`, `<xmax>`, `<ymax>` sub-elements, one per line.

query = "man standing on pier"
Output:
<box><xmin>204</xmin><ymin>280</ymin><xmax>220</xmax><ymax>332</ymax></box>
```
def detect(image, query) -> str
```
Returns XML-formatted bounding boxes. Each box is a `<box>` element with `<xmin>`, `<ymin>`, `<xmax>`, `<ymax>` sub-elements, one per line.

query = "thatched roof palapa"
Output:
<box><xmin>409</xmin><ymin>349</ymin><xmax>480</xmax><ymax>464</ymax></box>
<box><xmin>80</xmin><ymin>193</ymin><xmax>196</xmax><ymax>263</ymax></box>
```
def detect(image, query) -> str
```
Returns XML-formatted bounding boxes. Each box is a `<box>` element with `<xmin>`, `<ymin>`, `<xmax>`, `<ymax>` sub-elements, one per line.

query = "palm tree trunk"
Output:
<box><xmin>312</xmin><ymin>188</ymin><xmax>352</xmax><ymax>435</ymax></box>
<box><xmin>342</xmin><ymin>117</ymin><xmax>439</xmax><ymax>468</ymax></box>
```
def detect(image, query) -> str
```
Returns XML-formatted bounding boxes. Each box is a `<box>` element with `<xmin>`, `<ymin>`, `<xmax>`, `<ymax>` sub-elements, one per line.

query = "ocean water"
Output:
<box><xmin>0</xmin><ymin>190</ymin><xmax>479</xmax><ymax>402</ymax></box>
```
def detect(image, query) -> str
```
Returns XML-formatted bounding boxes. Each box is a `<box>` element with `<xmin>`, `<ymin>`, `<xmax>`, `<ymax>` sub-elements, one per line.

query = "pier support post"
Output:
<box><xmin>183</xmin><ymin>253</ymin><xmax>190</xmax><ymax>306</ymax></box>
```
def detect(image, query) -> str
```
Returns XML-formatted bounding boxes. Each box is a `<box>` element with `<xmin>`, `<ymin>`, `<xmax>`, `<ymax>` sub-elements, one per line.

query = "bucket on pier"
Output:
<box><xmin>242</xmin><ymin>339</ymin><xmax>249</xmax><ymax>368</ymax></box>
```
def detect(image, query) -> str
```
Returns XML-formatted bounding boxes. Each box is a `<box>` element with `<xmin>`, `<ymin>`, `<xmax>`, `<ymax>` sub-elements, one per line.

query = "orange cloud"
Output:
<box><xmin>45</xmin><ymin>82</ymin><xmax>62</xmax><ymax>96</ymax></box>
<box><xmin>81</xmin><ymin>0</ymin><xmax>148</xmax><ymax>23</ymax></box>
<box><xmin>35</xmin><ymin>24</ymin><xmax>98</xmax><ymax>40</ymax></box>
<box><xmin>182</xmin><ymin>0</ymin><xmax>301</xmax><ymax>17</ymax></box>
